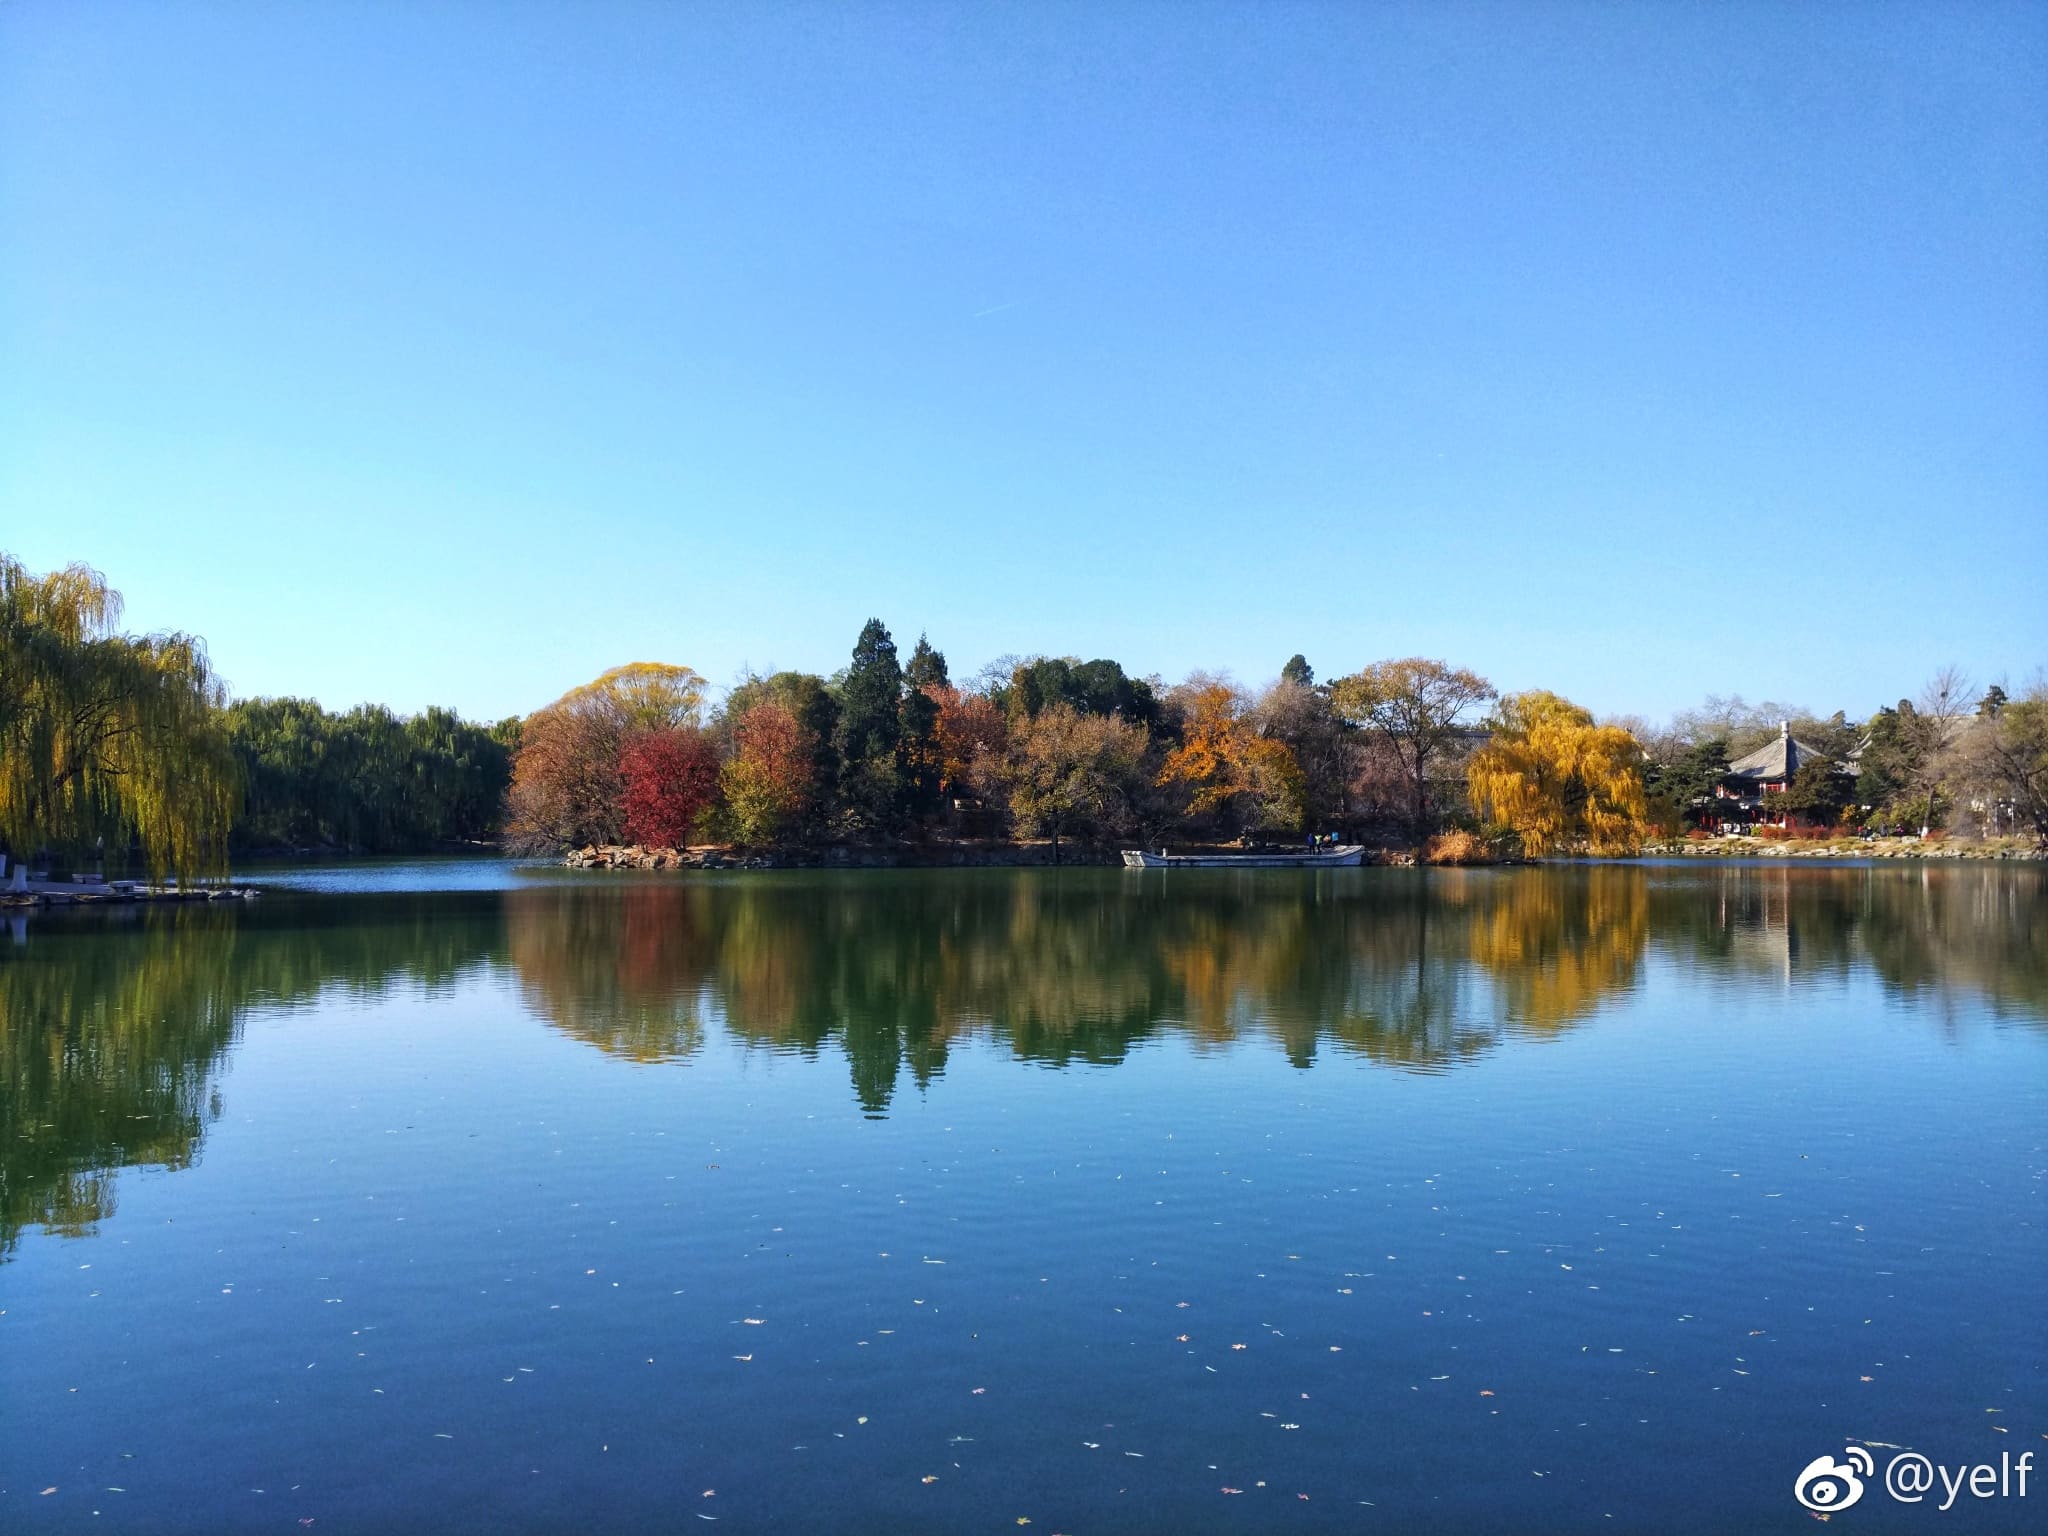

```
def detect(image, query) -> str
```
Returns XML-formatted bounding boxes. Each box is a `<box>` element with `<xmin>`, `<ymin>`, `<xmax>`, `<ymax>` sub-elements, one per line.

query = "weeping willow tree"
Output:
<box><xmin>1467</xmin><ymin>690</ymin><xmax>1650</xmax><ymax>857</ymax></box>
<box><xmin>0</xmin><ymin>554</ymin><xmax>238</xmax><ymax>882</ymax></box>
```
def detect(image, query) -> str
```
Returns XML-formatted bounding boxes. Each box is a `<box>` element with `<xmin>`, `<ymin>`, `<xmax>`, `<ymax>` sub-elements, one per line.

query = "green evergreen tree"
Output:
<box><xmin>838</xmin><ymin>619</ymin><xmax>905</xmax><ymax>829</ymax></box>
<box><xmin>1005</xmin><ymin>656</ymin><xmax>1160</xmax><ymax>728</ymax></box>
<box><xmin>900</xmin><ymin>684</ymin><xmax>943</xmax><ymax>821</ymax></box>
<box><xmin>1643</xmin><ymin>736</ymin><xmax>1730</xmax><ymax>829</ymax></box>
<box><xmin>905</xmin><ymin>634</ymin><xmax>949</xmax><ymax>691</ymax></box>
<box><xmin>1856</xmin><ymin>705</ymin><xmax>1917</xmax><ymax>814</ymax></box>
<box><xmin>1766</xmin><ymin>756</ymin><xmax>1850</xmax><ymax>825</ymax></box>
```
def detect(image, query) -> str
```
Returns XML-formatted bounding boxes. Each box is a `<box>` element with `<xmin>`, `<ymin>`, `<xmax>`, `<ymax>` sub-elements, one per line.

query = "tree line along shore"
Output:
<box><xmin>4</xmin><ymin>552</ymin><xmax>2044</xmax><ymax>885</ymax></box>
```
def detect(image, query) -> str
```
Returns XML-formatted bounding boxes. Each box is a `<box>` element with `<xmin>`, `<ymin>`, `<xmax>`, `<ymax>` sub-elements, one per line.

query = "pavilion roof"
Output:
<box><xmin>1726</xmin><ymin>725</ymin><xmax>1829</xmax><ymax>782</ymax></box>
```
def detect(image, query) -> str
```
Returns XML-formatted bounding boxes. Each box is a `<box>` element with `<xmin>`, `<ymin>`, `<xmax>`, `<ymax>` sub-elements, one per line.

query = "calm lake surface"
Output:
<box><xmin>3</xmin><ymin>863</ymin><xmax>2043</xmax><ymax>1533</ymax></box>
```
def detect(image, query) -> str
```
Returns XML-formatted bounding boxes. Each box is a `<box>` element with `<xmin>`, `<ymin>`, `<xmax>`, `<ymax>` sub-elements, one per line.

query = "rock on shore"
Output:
<box><xmin>564</xmin><ymin>841</ymin><xmax>1123</xmax><ymax>871</ymax></box>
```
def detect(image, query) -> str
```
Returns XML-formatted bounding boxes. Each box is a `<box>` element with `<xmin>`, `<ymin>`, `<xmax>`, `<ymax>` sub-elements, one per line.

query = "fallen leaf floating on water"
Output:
<box><xmin>922</xmin><ymin>1476</ymin><xmax>938</xmax><ymax>1485</ymax></box>
<box><xmin>742</xmin><ymin>1318</ymin><xmax>765</xmax><ymax>1326</ymax></box>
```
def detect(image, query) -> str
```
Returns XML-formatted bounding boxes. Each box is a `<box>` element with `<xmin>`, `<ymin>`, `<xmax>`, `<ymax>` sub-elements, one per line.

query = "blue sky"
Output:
<box><xmin>3</xmin><ymin>1</ymin><xmax>2042</xmax><ymax>724</ymax></box>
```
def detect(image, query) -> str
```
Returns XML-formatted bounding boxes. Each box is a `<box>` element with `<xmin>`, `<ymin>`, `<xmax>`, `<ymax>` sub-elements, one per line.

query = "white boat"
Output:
<box><xmin>1121</xmin><ymin>845</ymin><xmax>1366</xmax><ymax>868</ymax></box>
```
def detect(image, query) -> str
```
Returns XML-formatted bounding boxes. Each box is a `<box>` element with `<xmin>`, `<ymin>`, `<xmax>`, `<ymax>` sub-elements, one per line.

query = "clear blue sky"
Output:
<box><xmin>3</xmin><ymin>1</ymin><xmax>2042</xmax><ymax>724</ymax></box>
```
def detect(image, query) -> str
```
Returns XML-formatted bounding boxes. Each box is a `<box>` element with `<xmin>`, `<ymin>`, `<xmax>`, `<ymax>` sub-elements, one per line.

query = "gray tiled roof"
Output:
<box><xmin>1726</xmin><ymin>727</ymin><xmax>1826</xmax><ymax>783</ymax></box>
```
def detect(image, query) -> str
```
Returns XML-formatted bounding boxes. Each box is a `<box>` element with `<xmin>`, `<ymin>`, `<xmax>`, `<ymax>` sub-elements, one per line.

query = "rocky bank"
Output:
<box><xmin>564</xmin><ymin>841</ymin><xmax>1125</xmax><ymax>870</ymax></box>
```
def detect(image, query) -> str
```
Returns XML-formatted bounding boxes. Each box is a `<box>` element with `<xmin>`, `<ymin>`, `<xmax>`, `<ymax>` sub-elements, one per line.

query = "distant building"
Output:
<box><xmin>1707</xmin><ymin>721</ymin><xmax>1847</xmax><ymax>830</ymax></box>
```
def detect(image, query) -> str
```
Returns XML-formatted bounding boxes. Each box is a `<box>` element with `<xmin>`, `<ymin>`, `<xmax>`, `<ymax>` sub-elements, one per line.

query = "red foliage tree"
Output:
<box><xmin>619</xmin><ymin>728</ymin><xmax>720</xmax><ymax>849</ymax></box>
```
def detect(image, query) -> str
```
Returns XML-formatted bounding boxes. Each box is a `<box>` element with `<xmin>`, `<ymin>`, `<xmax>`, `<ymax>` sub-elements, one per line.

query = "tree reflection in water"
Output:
<box><xmin>0</xmin><ymin>894</ymin><xmax>499</xmax><ymax>1256</ymax></box>
<box><xmin>3</xmin><ymin>865</ymin><xmax>2041</xmax><ymax>1252</ymax></box>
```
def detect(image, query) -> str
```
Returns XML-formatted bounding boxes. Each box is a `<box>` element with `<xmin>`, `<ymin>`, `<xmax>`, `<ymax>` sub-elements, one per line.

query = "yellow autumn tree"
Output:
<box><xmin>1005</xmin><ymin>703</ymin><xmax>1150</xmax><ymax>860</ymax></box>
<box><xmin>1466</xmin><ymin>691</ymin><xmax>1650</xmax><ymax>856</ymax></box>
<box><xmin>554</xmin><ymin>661</ymin><xmax>708</xmax><ymax>733</ymax></box>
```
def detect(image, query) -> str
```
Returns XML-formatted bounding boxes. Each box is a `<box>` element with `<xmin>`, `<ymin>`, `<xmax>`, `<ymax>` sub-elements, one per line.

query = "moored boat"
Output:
<box><xmin>1121</xmin><ymin>845</ymin><xmax>1366</xmax><ymax>868</ymax></box>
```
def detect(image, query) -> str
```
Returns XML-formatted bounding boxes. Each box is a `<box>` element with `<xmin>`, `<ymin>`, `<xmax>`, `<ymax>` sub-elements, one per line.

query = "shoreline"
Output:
<box><xmin>8</xmin><ymin>840</ymin><xmax>2036</xmax><ymax>905</ymax></box>
<box><xmin>567</xmin><ymin>840</ymin><xmax>1136</xmax><ymax>870</ymax></box>
<box><xmin>566</xmin><ymin>838</ymin><xmax>2045</xmax><ymax>872</ymax></box>
<box><xmin>1641</xmin><ymin>835</ymin><xmax>2042</xmax><ymax>861</ymax></box>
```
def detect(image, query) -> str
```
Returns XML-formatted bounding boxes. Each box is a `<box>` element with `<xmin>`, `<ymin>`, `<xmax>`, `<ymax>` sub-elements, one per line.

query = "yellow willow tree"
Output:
<box><xmin>556</xmin><ymin>661</ymin><xmax>709</xmax><ymax>735</ymax></box>
<box><xmin>0</xmin><ymin>555</ymin><xmax>238</xmax><ymax>882</ymax></box>
<box><xmin>1466</xmin><ymin>691</ymin><xmax>1650</xmax><ymax>856</ymax></box>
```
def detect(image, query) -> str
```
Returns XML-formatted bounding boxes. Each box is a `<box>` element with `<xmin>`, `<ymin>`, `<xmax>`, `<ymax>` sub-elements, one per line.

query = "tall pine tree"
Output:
<box><xmin>838</xmin><ymin>618</ymin><xmax>905</xmax><ymax>830</ymax></box>
<box><xmin>905</xmin><ymin>634</ymin><xmax>949</xmax><ymax>690</ymax></box>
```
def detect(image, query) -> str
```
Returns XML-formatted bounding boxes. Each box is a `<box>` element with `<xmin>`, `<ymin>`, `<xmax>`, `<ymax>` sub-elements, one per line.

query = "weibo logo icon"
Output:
<box><xmin>1794</xmin><ymin>1446</ymin><xmax>1874</xmax><ymax>1512</ymax></box>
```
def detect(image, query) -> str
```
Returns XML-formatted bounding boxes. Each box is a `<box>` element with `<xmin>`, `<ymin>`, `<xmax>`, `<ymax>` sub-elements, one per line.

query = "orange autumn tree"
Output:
<box><xmin>1466</xmin><ymin>691</ymin><xmax>1650</xmax><ymax>856</ymax></box>
<box><xmin>721</xmin><ymin>700</ymin><xmax>813</xmax><ymax>843</ymax></box>
<box><xmin>1156</xmin><ymin>681</ymin><xmax>1306</xmax><ymax>836</ymax></box>
<box><xmin>928</xmin><ymin>685</ymin><xmax>1009</xmax><ymax>802</ymax></box>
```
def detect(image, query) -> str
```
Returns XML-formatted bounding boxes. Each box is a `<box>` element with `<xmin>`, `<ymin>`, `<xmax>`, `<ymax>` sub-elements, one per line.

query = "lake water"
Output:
<box><xmin>3</xmin><ymin>863</ymin><xmax>2043</xmax><ymax>1533</ymax></box>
